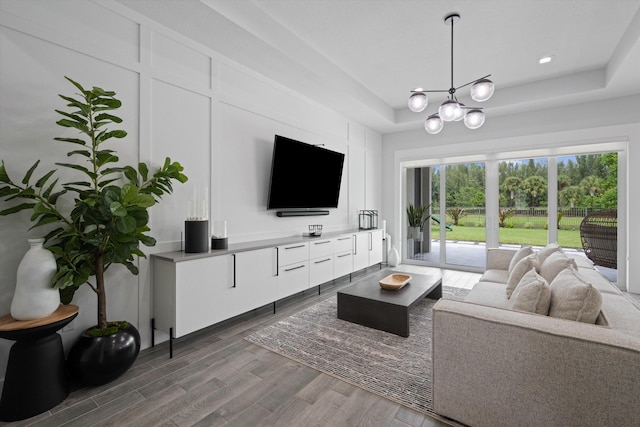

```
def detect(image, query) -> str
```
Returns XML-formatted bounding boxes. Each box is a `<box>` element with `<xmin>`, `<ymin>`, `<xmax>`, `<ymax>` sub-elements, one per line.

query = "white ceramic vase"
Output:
<box><xmin>388</xmin><ymin>245</ymin><xmax>400</xmax><ymax>267</ymax></box>
<box><xmin>11</xmin><ymin>238</ymin><xmax>60</xmax><ymax>320</ymax></box>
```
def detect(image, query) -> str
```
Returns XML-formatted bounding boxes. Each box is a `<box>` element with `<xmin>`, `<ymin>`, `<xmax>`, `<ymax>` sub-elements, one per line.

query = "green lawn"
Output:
<box><xmin>431</xmin><ymin>225</ymin><xmax>582</xmax><ymax>248</ymax></box>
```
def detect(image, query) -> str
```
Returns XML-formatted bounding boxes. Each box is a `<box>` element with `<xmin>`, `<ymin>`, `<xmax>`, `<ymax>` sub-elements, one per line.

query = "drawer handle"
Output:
<box><xmin>338</xmin><ymin>253</ymin><xmax>351</xmax><ymax>258</ymax></box>
<box><xmin>284</xmin><ymin>264</ymin><xmax>305</xmax><ymax>272</ymax></box>
<box><xmin>314</xmin><ymin>258</ymin><xmax>331</xmax><ymax>264</ymax></box>
<box><xmin>232</xmin><ymin>254</ymin><xmax>236</xmax><ymax>288</ymax></box>
<box><xmin>338</xmin><ymin>237</ymin><xmax>351</xmax><ymax>241</ymax></box>
<box><xmin>314</xmin><ymin>241</ymin><xmax>330</xmax><ymax>245</ymax></box>
<box><xmin>285</xmin><ymin>244</ymin><xmax>305</xmax><ymax>250</ymax></box>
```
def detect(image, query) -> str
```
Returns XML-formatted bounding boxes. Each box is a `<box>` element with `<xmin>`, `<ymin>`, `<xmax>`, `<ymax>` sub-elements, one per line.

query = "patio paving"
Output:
<box><xmin>408</xmin><ymin>239</ymin><xmax>618</xmax><ymax>284</ymax></box>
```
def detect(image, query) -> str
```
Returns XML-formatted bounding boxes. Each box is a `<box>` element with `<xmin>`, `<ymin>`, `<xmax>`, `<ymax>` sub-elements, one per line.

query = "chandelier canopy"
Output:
<box><xmin>408</xmin><ymin>13</ymin><xmax>494</xmax><ymax>134</ymax></box>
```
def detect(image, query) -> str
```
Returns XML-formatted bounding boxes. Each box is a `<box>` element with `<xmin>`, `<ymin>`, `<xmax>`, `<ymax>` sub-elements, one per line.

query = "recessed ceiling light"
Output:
<box><xmin>539</xmin><ymin>55</ymin><xmax>554</xmax><ymax>64</ymax></box>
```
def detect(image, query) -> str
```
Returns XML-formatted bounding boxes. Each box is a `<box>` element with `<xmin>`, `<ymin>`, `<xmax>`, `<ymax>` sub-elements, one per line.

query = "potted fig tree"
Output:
<box><xmin>0</xmin><ymin>77</ymin><xmax>188</xmax><ymax>385</ymax></box>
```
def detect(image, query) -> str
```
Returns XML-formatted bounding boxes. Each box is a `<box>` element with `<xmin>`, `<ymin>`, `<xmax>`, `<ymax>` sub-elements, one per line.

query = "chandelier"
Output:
<box><xmin>408</xmin><ymin>13</ymin><xmax>494</xmax><ymax>134</ymax></box>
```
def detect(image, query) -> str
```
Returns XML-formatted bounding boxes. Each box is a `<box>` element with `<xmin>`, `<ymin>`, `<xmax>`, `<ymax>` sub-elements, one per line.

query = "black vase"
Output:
<box><xmin>67</xmin><ymin>322</ymin><xmax>141</xmax><ymax>386</ymax></box>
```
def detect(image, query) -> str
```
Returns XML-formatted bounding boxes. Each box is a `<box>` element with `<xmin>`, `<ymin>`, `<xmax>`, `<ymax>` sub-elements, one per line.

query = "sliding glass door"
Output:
<box><xmin>403</xmin><ymin>147</ymin><xmax>621</xmax><ymax>282</ymax></box>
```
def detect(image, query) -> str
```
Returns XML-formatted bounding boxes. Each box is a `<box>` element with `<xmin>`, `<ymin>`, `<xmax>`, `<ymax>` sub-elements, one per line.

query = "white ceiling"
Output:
<box><xmin>118</xmin><ymin>0</ymin><xmax>640</xmax><ymax>134</ymax></box>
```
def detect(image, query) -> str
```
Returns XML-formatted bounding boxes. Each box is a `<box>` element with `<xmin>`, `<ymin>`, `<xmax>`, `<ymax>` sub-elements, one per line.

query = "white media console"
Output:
<box><xmin>151</xmin><ymin>229</ymin><xmax>384</xmax><ymax>356</ymax></box>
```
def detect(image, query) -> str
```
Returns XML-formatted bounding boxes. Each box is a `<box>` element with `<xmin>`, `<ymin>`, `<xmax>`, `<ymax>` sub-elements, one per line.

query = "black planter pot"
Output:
<box><xmin>67</xmin><ymin>322</ymin><xmax>141</xmax><ymax>386</ymax></box>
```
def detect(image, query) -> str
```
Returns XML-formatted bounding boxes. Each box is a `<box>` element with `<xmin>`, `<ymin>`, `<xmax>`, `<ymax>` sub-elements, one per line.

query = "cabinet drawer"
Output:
<box><xmin>309</xmin><ymin>238</ymin><xmax>334</xmax><ymax>259</ymax></box>
<box><xmin>309</xmin><ymin>255</ymin><xmax>333</xmax><ymax>287</ymax></box>
<box><xmin>334</xmin><ymin>250</ymin><xmax>353</xmax><ymax>279</ymax></box>
<box><xmin>277</xmin><ymin>242</ymin><xmax>309</xmax><ymax>266</ymax></box>
<box><xmin>334</xmin><ymin>235</ymin><xmax>353</xmax><ymax>253</ymax></box>
<box><xmin>278</xmin><ymin>262</ymin><xmax>309</xmax><ymax>298</ymax></box>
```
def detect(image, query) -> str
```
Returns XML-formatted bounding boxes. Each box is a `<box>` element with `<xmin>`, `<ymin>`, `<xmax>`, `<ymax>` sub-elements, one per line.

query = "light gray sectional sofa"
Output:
<box><xmin>432</xmin><ymin>244</ymin><xmax>640</xmax><ymax>427</ymax></box>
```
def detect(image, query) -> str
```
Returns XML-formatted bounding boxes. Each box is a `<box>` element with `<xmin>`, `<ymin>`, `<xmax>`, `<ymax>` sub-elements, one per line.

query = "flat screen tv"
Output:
<box><xmin>267</xmin><ymin>135</ymin><xmax>345</xmax><ymax>212</ymax></box>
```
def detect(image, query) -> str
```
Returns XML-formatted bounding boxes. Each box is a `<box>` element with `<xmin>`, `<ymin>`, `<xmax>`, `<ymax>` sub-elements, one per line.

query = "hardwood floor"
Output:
<box><xmin>4</xmin><ymin>265</ymin><xmax>477</xmax><ymax>427</ymax></box>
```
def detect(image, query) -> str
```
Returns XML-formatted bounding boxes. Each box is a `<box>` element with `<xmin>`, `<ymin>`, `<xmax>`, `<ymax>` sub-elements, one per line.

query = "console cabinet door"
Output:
<box><xmin>235</xmin><ymin>247</ymin><xmax>278</xmax><ymax>312</ymax></box>
<box><xmin>163</xmin><ymin>256</ymin><xmax>234</xmax><ymax>338</ymax></box>
<box><xmin>368</xmin><ymin>229</ymin><xmax>384</xmax><ymax>266</ymax></box>
<box><xmin>353</xmin><ymin>233</ymin><xmax>369</xmax><ymax>272</ymax></box>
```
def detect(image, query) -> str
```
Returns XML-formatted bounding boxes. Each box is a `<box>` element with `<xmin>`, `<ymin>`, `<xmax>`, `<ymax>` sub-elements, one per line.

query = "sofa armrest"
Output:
<box><xmin>486</xmin><ymin>248</ymin><xmax>516</xmax><ymax>270</ymax></box>
<box><xmin>432</xmin><ymin>299</ymin><xmax>640</xmax><ymax>427</ymax></box>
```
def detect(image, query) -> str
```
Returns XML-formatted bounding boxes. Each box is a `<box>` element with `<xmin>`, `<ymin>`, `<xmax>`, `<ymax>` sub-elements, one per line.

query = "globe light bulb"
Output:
<box><xmin>408</xmin><ymin>90</ymin><xmax>428</xmax><ymax>112</ymax></box>
<box><xmin>438</xmin><ymin>99</ymin><xmax>461</xmax><ymax>121</ymax></box>
<box><xmin>453</xmin><ymin>102</ymin><xmax>465</xmax><ymax>121</ymax></box>
<box><xmin>424</xmin><ymin>114</ymin><xmax>444</xmax><ymax>134</ymax></box>
<box><xmin>470</xmin><ymin>78</ymin><xmax>495</xmax><ymax>102</ymax></box>
<box><xmin>464</xmin><ymin>109</ymin><xmax>485</xmax><ymax>129</ymax></box>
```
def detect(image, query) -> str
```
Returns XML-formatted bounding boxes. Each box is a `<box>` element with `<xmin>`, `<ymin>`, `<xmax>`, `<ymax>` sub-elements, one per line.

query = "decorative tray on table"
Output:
<box><xmin>379</xmin><ymin>274</ymin><xmax>412</xmax><ymax>290</ymax></box>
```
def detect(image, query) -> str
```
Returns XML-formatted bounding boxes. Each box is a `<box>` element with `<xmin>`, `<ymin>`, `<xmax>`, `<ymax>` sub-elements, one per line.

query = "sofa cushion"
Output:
<box><xmin>509</xmin><ymin>268</ymin><xmax>551</xmax><ymax>315</ymax></box>
<box><xmin>506</xmin><ymin>254</ymin><xmax>539</xmax><ymax>298</ymax></box>
<box><xmin>575</xmin><ymin>267</ymin><xmax>621</xmax><ymax>295</ymax></box>
<box><xmin>479</xmin><ymin>269</ymin><xmax>509</xmax><ymax>284</ymax></box>
<box><xmin>549</xmin><ymin>267</ymin><xmax>602</xmax><ymax>324</ymax></box>
<box><xmin>508</xmin><ymin>246</ymin><xmax>533</xmax><ymax>274</ymax></box>
<box><xmin>536</xmin><ymin>242</ymin><xmax>561</xmax><ymax>265</ymax></box>
<box><xmin>539</xmin><ymin>251</ymin><xmax>576</xmax><ymax>283</ymax></box>
<box><xmin>464</xmin><ymin>281</ymin><xmax>510</xmax><ymax>309</ymax></box>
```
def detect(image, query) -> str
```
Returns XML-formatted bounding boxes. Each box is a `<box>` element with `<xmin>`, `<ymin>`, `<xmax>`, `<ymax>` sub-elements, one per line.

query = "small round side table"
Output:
<box><xmin>0</xmin><ymin>304</ymin><xmax>79</xmax><ymax>421</ymax></box>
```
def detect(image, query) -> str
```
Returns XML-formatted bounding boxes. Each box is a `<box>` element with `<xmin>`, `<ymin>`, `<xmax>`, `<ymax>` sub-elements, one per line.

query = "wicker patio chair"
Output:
<box><xmin>579</xmin><ymin>209</ymin><xmax>617</xmax><ymax>269</ymax></box>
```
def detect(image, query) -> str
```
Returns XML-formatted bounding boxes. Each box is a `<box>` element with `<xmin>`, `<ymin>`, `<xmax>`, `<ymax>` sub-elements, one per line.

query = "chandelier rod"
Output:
<box><xmin>449</xmin><ymin>13</ymin><xmax>454</xmax><ymax>93</ymax></box>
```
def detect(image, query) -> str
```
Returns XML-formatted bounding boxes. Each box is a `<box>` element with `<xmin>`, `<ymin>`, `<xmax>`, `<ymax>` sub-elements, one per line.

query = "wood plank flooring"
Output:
<box><xmin>3</xmin><ymin>265</ymin><xmax>479</xmax><ymax>427</ymax></box>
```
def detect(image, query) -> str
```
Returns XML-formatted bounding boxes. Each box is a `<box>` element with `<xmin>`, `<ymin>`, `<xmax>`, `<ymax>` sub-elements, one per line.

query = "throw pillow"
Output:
<box><xmin>506</xmin><ymin>254</ymin><xmax>539</xmax><ymax>298</ymax></box>
<box><xmin>549</xmin><ymin>267</ymin><xmax>602</xmax><ymax>324</ymax></box>
<box><xmin>539</xmin><ymin>251</ymin><xmax>576</xmax><ymax>283</ymax></box>
<box><xmin>536</xmin><ymin>242</ymin><xmax>561</xmax><ymax>265</ymax></box>
<box><xmin>508</xmin><ymin>246</ymin><xmax>534</xmax><ymax>274</ymax></box>
<box><xmin>509</xmin><ymin>268</ymin><xmax>551</xmax><ymax>315</ymax></box>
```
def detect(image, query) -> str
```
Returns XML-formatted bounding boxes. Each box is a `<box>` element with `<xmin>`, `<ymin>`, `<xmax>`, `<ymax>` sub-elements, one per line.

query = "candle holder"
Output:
<box><xmin>184</xmin><ymin>184</ymin><xmax>209</xmax><ymax>253</ymax></box>
<box><xmin>211</xmin><ymin>220</ymin><xmax>228</xmax><ymax>250</ymax></box>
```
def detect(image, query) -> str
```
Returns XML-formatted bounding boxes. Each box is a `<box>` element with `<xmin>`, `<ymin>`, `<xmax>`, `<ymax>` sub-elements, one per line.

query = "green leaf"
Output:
<box><xmin>0</xmin><ymin>161</ymin><xmax>11</xmax><ymax>183</ymax></box>
<box><xmin>95</xmin><ymin>113</ymin><xmax>123</xmax><ymax>123</ymax></box>
<box><xmin>0</xmin><ymin>202</ymin><xmax>36</xmax><ymax>216</ymax></box>
<box><xmin>138</xmin><ymin>163</ymin><xmax>148</xmax><ymax>181</ymax></box>
<box><xmin>121</xmin><ymin>184</ymin><xmax>138</xmax><ymax>203</ymax></box>
<box><xmin>0</xmin><ymin>186</ymin><xmax>19</xmax><ymax>197</ymax></box>
<box><xmin>58</xmin><ymin>95</ymin><xmax>90</xmax><ymax>116</ymax></box>
<box><xmin>55</xmin><ymin>109</ymin><xmax>87</xmax><ymax>125</ymax></box>
<box><xmin>96</xmin><ymin>152</ymin><xmax>119</xmax><ymax>167</ymax></box>
<box><xmin>64</xmin><ymin>76</ymin><xmax>87</xmax><ymax>94</ymax></box>
<box><xmin>67</xmin><ymin>150</ymin><xmax>91</xmax><ymax>158</ymax></box>
<box><xmin>123</xmin><ymin>166</ymin><xmax>138</xmax><ymax>185</ymax></box>
<box><xmin>35</xmin><ymin>170</ymin><xmax>56</xmax><ymax>188</ymax></box>
<box><xmin>42</xmin><ymin>178</ymin><xmax>59</xmax><ymax>199</ymax></box>
<box><xmin>54</xmin><ymin>137</ymin><xmax>86</xmax><ymax>146</ymax></box>
<box><xmin>93</xmin><ymin>97</ymin><xmax>121</xmax><ymax>109</ymax></box>
<box><xmin>139</xmin><ymin>234</ymin><xmax>156</xmax><ymax>247</ymax></box>
<box><xmin>30</xmin><ymin>214</ymin><xmax>62</xmax><ymax>229</ymax></box>
<box><xmin>97</xmin><ymin>130</ymin><xmax>127</xmax><ymax>142</ymax></box>
<box><xmin>110</xmin><ymin>201</ymin><xmax>127</xmax><ymax>217</ymax></box>
<box><xmin>133</xmin><ymin>194</ymin><xmax>155</xmax><ymax>208</ymax></box>
<box><xmin>117</xmin><ymin>215</ymin><xmax>137</xmax><ymax>233</ymax></box>
<box><xmin>22</xmin><ymin>160</ymin><xmax>40</xmax><ymax>185</ymax></box>
<box><xmin>55</xmin><ymin>163</ymin><xmax>96</xmax><ymax>179</ymax></box>
<box><xmin>56</xmin><ymin>119</ymin><xmax>89</xmax><ymax>134</ymax></box>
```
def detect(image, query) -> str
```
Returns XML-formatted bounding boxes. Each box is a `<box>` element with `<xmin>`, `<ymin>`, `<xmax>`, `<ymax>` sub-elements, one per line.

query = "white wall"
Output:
<box><xmin>382</xmin><ymin>95</ymin><xmax>640</xmax><ymax>293</ymax></box>
<box><xmin>0</xmin><ymin>0</ymin><xmax>381</xmax><ymax>378</ymax></box>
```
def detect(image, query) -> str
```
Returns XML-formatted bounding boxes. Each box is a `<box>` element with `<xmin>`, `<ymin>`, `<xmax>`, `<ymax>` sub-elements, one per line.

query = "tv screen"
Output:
<box><xmin>267</xmin><ymin>135</ymin><xmax>345</xmax><ymax>210</ymax></box>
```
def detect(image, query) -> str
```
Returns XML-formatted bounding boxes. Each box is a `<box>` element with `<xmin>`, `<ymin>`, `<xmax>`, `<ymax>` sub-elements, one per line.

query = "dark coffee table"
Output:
<box><xmin>337</xmin><ymin>270</ymin><xmax>442</xmax><ymax>337</ymax></box>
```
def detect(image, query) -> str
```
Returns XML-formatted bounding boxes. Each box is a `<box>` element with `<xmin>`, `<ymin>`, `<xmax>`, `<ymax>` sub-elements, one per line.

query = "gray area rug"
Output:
<box><xmin>245</xmin><ymin>286</ymin><xmax>470</xmax><ymax>416</ymax></box>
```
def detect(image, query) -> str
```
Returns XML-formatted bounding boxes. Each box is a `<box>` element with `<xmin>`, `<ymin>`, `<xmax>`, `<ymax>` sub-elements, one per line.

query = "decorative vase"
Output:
<box><xmin>408</xmin><ymin>226</ymin><xmax>423</xmax><ymax>241</ymax></box>
<box><xmin>10</xmin><ymin>238</ymin><xmax>60</xmax><ymax>320</ymax></box>
<box><xmin>67</xmin><ymin>322</ymin><xmax>141</xmax><ymax>386</ymax></box>
<box><xmin>388</xmin><ymin>245</ymin><xmax>400</xmax><ymax>267</ymax></box>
